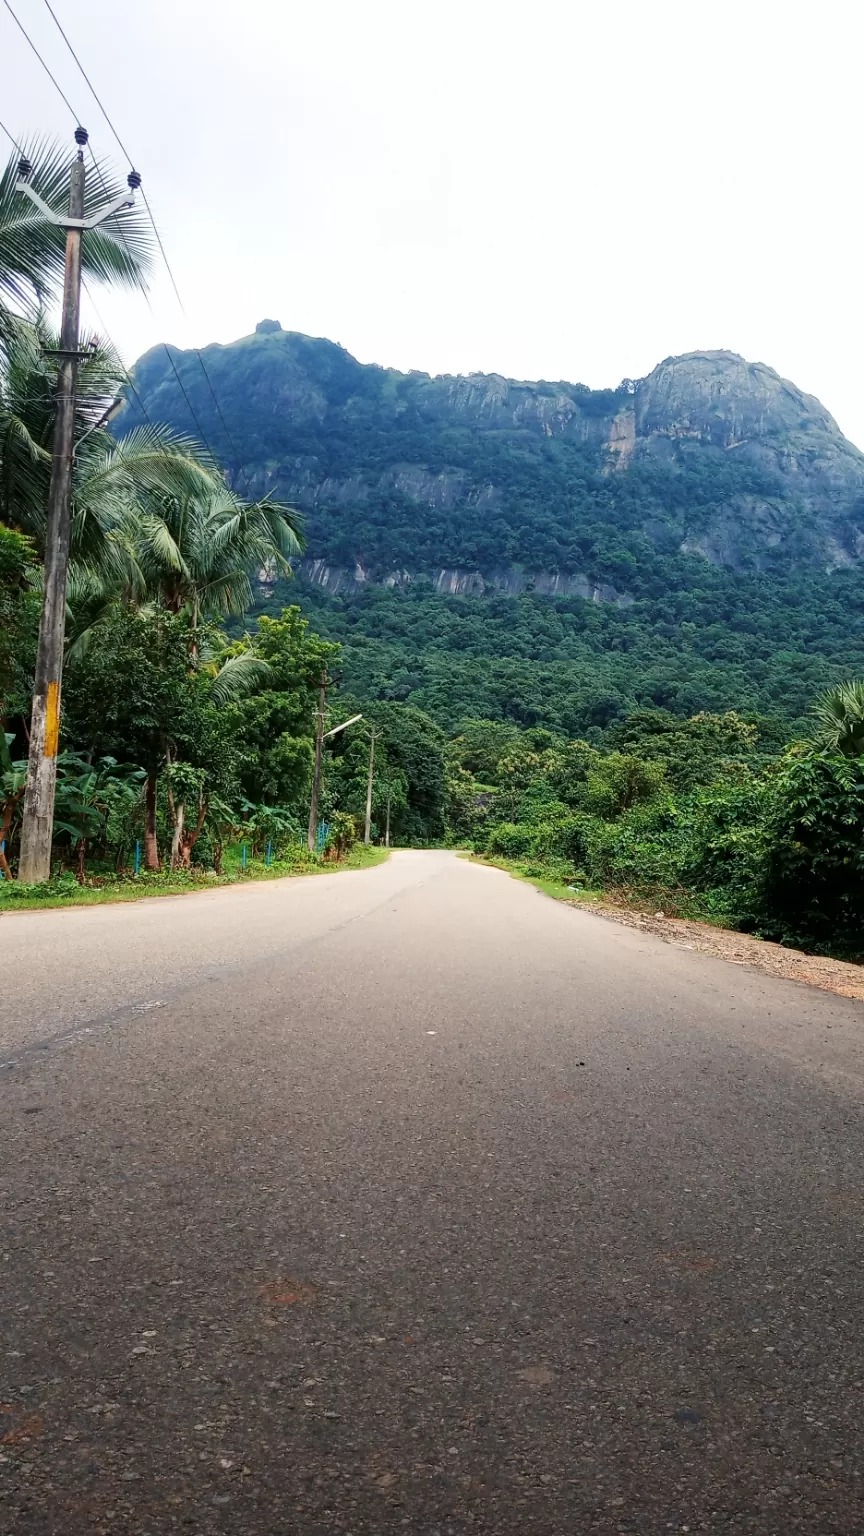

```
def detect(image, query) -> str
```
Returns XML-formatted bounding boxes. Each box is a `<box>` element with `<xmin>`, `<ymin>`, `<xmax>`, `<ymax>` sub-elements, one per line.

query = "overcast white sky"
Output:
<box><xmin>4</xmin><ymin>0</ymin><xmax>863</xmax><ymax>442</ymax></box>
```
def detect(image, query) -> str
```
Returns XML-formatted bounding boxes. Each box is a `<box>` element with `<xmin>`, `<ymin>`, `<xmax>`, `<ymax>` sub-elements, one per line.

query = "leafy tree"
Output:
<box><xmin>443</xmin><ymin>747</ymin><xmax>483</xmax><ymax>843</ymax></box>
<box><xmin>0</xmin><ymin>523</ymin><xmax>36</xmax><ymax>739</ymax></box>
<box><xmin>756</xmin><ymin>750</ymin><xmax>864</xmax><ymax>956</ymax></box>
<box><xmin>225</xmin><ymin>608</ymin><xmax>338</xmax><ymax>806</ymax></box>
<box><xmin>322</xmin><ymin>809</ymin><xmax>360</xmax><ymax>859</ymax></box>
<box><xmin>605</xmin><ymin>710</ymin><xmax>762</xmax><ymax>792</ymax></box>
<box><xmin>450</xmin><ymin>718</ymin><xmax>521</xmax><ymax>784</ymax></box>
<box><xmin>344</xmin><ymin>702</ymin><xmax>446</xmax><ymax>844</ymax></box>
<box><xmin>62</xmin><ymin>608</ymin><xmax>240</xmax><ymax>870</ymax></box>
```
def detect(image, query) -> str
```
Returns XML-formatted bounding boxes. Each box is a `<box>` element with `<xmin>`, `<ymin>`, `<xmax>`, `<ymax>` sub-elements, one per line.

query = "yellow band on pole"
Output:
<box><xmin>45</xmin><ymin>681</ymin><xmax>60</xmax><ymax>758</ymax></box>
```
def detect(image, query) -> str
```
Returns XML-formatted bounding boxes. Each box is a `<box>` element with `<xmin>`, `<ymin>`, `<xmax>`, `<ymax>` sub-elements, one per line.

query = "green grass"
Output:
<box><xmin>468</xmin><ymin>852</ymin><xmax>603</xmax><ymax>904</ymax></box>
<box><xmin>0</xmin><ymin>843</ymin><xmax>391</xmax><ymax>914</ymax></box>
<box><xmin>337</xmin><ymin>844</ymin><xmax>392</xmax><ymax>871</ymax></box>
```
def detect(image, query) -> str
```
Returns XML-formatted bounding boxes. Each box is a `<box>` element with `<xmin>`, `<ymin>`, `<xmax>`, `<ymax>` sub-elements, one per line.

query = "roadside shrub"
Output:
<box><xmin>756</xmin><ymin>751</ymin><xmax>864</xmax><ymax>957</ymax></box>
<box><xmin>485</xmin><ymin>821</ymin><xmax>537</xmax><ymax>859</ymax></box>
<box><xmin>323</xmin><ymin>809</ymin><xmax>360</xmax><ymax>859</ymax></box>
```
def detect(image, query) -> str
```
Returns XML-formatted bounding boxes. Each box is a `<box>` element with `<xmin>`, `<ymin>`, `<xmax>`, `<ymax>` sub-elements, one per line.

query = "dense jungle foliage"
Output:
<box><xmin>4</xmin><ymin>516</ymin><xmax>864</xmax><ymax>959</ymax></box>
<box><xmin>444</xmin><ymin>706</ymin><xmax>864</xmax><ymax>961</ymax></box>
<box><xmin>272</xmin><ymin>570</ymin><xmax>864</xmax><ymax>737</ymax></box>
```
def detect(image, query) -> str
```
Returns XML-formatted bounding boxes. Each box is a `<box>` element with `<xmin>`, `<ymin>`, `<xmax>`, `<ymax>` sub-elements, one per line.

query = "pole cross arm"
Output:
<box><xmin>15</xmin><ymin>177</ymin><xmax>136</xmax><ymax>229</ymax></box>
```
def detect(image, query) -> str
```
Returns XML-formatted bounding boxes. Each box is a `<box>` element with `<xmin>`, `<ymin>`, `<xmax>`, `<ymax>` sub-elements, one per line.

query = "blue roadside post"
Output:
<box><xmin>134</xmin><ymin>841</ymin><xmax>140</xmax><ymax>877</ymax></box>
<box><xmin>0</xmin><ymin>840</ymin><xmax>5</xmax><ymax>879</ymax></box>
<box><xmin>266</xmin><ymin>840</ymin><xmax>272</xmax><ymax>868</ymax></box>
<box><xmin>242</xmin><ymin>844</ymin><xmax>247</xmax><ymax>871</ymax></box>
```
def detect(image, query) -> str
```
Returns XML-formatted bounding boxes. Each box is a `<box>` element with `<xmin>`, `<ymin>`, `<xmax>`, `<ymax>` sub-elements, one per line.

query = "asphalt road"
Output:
<box><xmin>3</xmin><ymin>850</ymin><xmax>864</xmax><ymax>1535</ymax></box>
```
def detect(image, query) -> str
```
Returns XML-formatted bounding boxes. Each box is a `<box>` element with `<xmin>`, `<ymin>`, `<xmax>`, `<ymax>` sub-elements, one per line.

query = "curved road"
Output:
<box><xmin>2</xmin><ymin>850</ymin><xmax>864</xmax><ymax>1533</ymax></box>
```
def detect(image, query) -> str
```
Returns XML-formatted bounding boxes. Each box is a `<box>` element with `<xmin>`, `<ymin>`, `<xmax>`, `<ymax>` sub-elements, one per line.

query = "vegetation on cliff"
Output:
<box><xmin>123</xmin><ymin>325</ymin><xmax>864</xmax><ymax>737</ymax></box>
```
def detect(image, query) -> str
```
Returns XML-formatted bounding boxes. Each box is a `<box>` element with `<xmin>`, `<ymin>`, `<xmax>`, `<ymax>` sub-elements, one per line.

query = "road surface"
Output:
<box><xmin>2</xmin><ymin>850</ymin><xmax>864</xmax><ymax>1534</ymax></box>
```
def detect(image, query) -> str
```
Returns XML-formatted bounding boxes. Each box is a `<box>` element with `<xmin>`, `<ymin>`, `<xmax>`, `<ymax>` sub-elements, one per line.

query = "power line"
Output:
<box><xmin>40</xmin><ymin>0</ymin><xmax>134</xmax><ymax>162</ymax></box>
<box><xmin>81</xmin><ymin>148</ymin><xmax>223</xmax><ymax>462</ymax></box>
<box><xmin>2</xmin><ymin>0</ymin><xmax>79</xmax><ymax>120</ymax></box>
<box><xmin>3</xmin><ymin>0</ymin><xmax>243</xmax><ymax>483</ymax></box>
<box><xmin>80</xmin><ymin>279</ymin><xmax>158</xmax><ymax>430</ymax></box>
<box><xmin>38</xmin><ymin>0</ymin><xmax>256</xmax><ymax>497</ymax></box>
<box><xmin>0</xmin><ymin>117</ymin><xmax>24</xmax><ymax>152</ymax></box>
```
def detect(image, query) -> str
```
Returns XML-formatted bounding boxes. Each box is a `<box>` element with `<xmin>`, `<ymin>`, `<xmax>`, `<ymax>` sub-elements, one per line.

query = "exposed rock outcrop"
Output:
<box><xmin>262</xmin><ymin>560</ymin><xmax>633</xmax><ymax>607</ymax></box>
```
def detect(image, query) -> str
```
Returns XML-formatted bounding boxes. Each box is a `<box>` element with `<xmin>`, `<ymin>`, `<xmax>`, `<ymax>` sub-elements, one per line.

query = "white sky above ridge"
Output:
<box><xmin>3</xmin><ymin>0</ymin><xmax>863</xmax><ymax>444</ymax></box>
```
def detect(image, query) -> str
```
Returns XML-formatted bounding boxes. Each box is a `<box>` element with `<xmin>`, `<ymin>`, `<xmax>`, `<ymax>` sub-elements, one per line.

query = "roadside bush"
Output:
<box><xmin>579</xmin><ymin>799</ymin><xmax>680</xmax><ymax>888</ymax></box>
<box><xmin>756</xmin><ymin>751</ymin><xmax>864</xmax><ymax>957</ymax></box>
<box><xmin>582</xmin><ymin>752</ymin><xmax>668</xmax><ymax>819</ymax></box>
<box><xmin>486</xmin><ymin>821</ymin><xmax>537</xmax><ymax>859</ymax></box>
<box><xmin>323</xmin><ymin>809</ymin><xmax>360</xmax><ymax>859</ymax></box>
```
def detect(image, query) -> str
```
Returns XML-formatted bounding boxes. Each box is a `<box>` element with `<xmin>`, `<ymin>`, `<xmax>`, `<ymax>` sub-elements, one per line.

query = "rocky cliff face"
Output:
<box><xmin>126</xmin><ymin>328</ymin><xmax>864</xmax><ymax>590</ymax></box>
<box><xmin>292</xmin><ymin>558</ymin><xmax>632</xmax><ymax>606</ymax></box>
<box><xmin>630</xmin><ymin>352</ymin><xmax>864</xmax><ymax>569</ymax></box>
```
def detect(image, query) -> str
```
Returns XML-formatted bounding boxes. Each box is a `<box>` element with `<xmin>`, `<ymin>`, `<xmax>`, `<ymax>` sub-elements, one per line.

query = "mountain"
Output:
<box><xmin>122</xmin><ymin>326</ymin><xmax>864</xmax><ymax>733</ymax></box>
<box><xmin>126</xmin><ymin>324</ymin><xmax>864</xmax><ymax>589</ymax></box>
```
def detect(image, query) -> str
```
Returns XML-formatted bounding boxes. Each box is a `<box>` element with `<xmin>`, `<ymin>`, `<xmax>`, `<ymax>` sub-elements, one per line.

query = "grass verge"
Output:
<box><xmin>467</xmin><ymin>853</ymin><xmax>603</xmax><ymax>904</ymax></box>
<box><xmin>0</xmin><ymin>843</ymin><xmax>391</xmax><ymax>914</ymax></box>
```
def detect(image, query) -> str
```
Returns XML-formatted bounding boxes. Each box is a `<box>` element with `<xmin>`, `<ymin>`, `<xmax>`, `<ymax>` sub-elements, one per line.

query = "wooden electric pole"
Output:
<box><xmin>16</xmin><ymin>131</ymin><xmax>139</xmax><ymax>884</ymax></box>
<box><xmin>363</xmin><ymin>724</ymin><xmax>376</xmax><ymax>845</ymax></box>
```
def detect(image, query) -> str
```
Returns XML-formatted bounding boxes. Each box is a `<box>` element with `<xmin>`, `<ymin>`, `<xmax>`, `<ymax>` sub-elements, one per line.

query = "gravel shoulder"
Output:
<box><xmin>573</xmin><ymin>897</ymin><xmax>864</xmax><ymax>1002</ymax></box>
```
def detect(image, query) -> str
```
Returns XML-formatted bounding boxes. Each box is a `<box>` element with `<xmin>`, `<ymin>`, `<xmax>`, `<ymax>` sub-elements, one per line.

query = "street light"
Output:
<box><xmin>307</xmin><ymin>709</ymin><xmax>363</xmax><ymax>851</ymax></box>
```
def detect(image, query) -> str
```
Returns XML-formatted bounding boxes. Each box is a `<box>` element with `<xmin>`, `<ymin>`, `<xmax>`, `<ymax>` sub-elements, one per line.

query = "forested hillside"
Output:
<box><xmin>4</xmin><ymin>286</ymin><xmax>864</xmax><ymax>953</ymax></box>
<box><xmin>123</xmin><ymin>324</ymin><xmax>864</xmax><ymax>732</ymax></box>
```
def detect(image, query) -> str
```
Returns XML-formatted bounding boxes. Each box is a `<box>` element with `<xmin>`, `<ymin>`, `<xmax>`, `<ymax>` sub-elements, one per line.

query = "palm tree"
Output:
<box><xmin>1</xmin><ymin>141</ymin><xmax>301</xmax><ymax>628</ymax></box>
<box><xmin>126</xmin><ymin>482</ymin><xmax>304</xmax><ymax>635</ymax></box>
<box><xmin>0</xmin><ymin>137</ymin><xmax>151</xmax><ymax>347</ymax></box>
<box><xmin>163</xmin><ymin>648</ymin><xmax>275</xmax><ymax>869</ymax></box>
<box><xmin>812</xmin><ymin>681</ymin><xmax>864</xmax><ymax>757</ymax></box>
<box><xmin>1</xmin><ymin>321</ymin><xmax>217</xmax><ymax>595</ymax></box>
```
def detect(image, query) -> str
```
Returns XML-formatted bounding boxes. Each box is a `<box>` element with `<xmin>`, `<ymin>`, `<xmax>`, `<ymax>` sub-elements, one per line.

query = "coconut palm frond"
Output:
<box><xmin>118</xmin><ymin>483</ymin><xmax>303</xmax><ymax>622</ymax></box>
<box><xmin>63</xmin><ymin>564</ymin><xmax>120</xmax><ymax>665</ymax></box>
<box><xmin>812</xmin><ymin>681</ymin><xmax>864</xmax><ymax>756</ymax></box>
<box><xmin>209</xmin><ymin>652</ymin><xmax>273</xmax><ymax>707</ymax></box>
<box><xmin>0</xmin><ymin>138</ymin><xmax>152</xmax><ymax>326</ymax></box>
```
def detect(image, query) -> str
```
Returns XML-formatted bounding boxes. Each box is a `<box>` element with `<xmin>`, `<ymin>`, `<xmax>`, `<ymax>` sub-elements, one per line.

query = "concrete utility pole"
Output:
<box><xmin>16</xmin><ymin>130</ymin><xmax>139</xmax><ymax>884</ymax></box>
<box><xmin>363</xmin><ymin>724</ymin><xmax>376</xmax><ymax>845</ymax></box>
<box><xmin>306</xmin><ymin>670</ymin><xmax>362</xmax><ymax>852</ymax></box>
<box><xmin>307</xmin><ymin>670</ymin><xmax>329</xmax><ymax>853</ymax></box>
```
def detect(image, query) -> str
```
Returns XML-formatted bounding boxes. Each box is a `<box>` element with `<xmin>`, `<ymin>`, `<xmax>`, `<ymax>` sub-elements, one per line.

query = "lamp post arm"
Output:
<box><xmin>323</xmin><ymin>713</ymin><xmax>363</xmax><ymax>740</ymax></box>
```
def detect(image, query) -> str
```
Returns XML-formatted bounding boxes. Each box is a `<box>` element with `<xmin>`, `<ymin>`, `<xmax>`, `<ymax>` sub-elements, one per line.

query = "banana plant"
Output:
<box><xmin>0</xmin><ymin>750</ymin><xmax>25</xmax><ymax>878</ymax></box>
<box><xmin>51</xmin><ymin>754</ymin><xmax>146</xmax><ymax>883</ymax></box>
